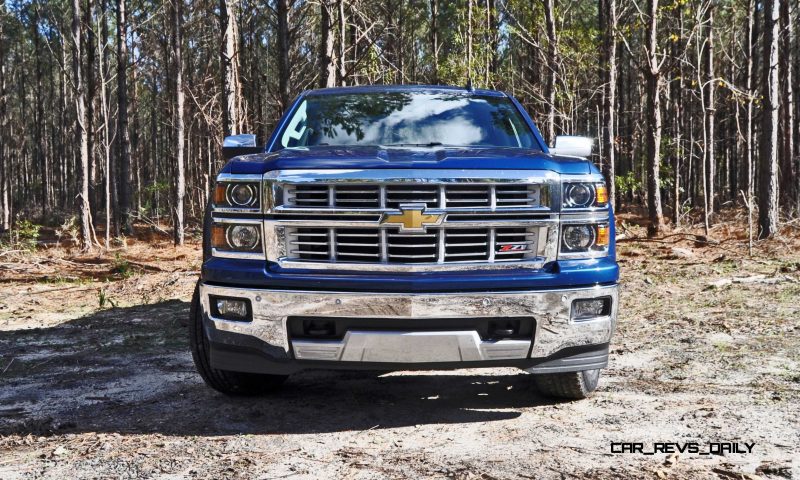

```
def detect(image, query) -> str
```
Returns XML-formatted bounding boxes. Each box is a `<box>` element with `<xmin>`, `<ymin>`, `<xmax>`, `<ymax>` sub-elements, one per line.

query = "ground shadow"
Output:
<box><xmin>0</xmin><ymin>300</ymin><xmax>562</xmax><ymax>437</ymax></box>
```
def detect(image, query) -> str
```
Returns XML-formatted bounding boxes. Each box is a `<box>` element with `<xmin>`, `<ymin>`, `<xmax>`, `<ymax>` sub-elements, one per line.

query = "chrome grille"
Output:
<box><xmin>269</xmin><ymin>169</ymin><xmax>562</xmax><ymax>270</ymax></box>
<box><xmin>334</xmin><ymin>186</ymin><xmax>381</xmax><ymax>208</ymax></box>
<box><xmin>284</xmin><ymin>183</ymin><xmax>543</xmax><ymax>209</ymax></box>
<box><xmin>385</xmin><ymin>185</ymin><xmax>439</xmax><ymax>209</ymax></box>
<box><xmin>287</xmin><ymin>185</ymin><xmax>329</xmax><ymax>206</ymax></box>
<box><xmin>495</xmin><ymin>185</ymin><xmax>541</xmax><ymax>207</ymax></box>
<box><xmin>286</xmin><ymin>226</ymin><xmax>541</xmax><ymax>264</ymax></box>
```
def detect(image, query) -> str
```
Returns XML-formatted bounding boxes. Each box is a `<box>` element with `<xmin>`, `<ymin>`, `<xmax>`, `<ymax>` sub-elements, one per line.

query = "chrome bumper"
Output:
<box><xmin>199</xmin><ymin>283</ymin><xmax>618</xmax><ymax>368</ymax></box>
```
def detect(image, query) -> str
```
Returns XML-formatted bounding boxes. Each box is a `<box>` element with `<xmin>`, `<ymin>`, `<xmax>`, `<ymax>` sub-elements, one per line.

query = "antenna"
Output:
<box><xmin>465</xmin><ymin>77</ymin><xmax>474</xmax><ymax>92</ymax></box>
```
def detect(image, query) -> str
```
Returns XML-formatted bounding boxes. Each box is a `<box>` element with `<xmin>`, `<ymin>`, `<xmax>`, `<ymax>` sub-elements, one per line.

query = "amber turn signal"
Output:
<box><xmin>595</xmin><ymin>184</ymin><xmax>608</xmax><ymax>205</ymax></box>
<box><xmin>214</xmin><ymin>183</ymin><xmax>227</xmax><ymax>205</ymax></box>
<box><xmin>211</xmin><ymin>225</ymin><xmax>227</xmax><ymax>249</ymax></box>
<box><xmin>596</xmin><ymin>224</ymin><xmax>610</xmax><ymax>247</ymax></box>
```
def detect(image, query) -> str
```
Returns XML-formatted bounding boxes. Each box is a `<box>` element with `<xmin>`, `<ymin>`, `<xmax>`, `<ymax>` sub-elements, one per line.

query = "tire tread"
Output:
<box><xmin>189</xmin><ymin>284</ymin><xmax>287</xmax><ymax>395</ymax></box>
<box><xmin>533</xmin><ymin>370</ymin><xmax>600</xmax><ymax>400</ymax></box>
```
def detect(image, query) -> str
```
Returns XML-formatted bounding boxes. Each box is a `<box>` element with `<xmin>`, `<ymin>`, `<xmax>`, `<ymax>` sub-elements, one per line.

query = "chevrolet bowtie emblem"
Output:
<box><xmin>379</xmin><ymin>204</ymin><xmax>444</xmax><ymax>233</ymax></box>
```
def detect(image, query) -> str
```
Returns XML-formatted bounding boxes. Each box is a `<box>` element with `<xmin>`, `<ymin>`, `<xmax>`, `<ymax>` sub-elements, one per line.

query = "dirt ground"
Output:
<box><xmin>1</xmin><ymin>218</ymin><xmax>799</xmax><ymax>479</ymax></box>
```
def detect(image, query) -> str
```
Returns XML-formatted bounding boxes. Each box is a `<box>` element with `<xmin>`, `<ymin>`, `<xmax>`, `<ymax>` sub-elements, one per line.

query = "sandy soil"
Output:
<box><xmin>0</xmin><ymin>222</ymin><xmax>798</xmax><ymax>479</ymax></box>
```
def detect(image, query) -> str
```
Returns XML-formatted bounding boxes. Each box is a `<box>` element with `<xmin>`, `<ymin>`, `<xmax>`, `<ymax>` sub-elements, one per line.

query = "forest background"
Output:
<box><xmin>0</xmin><ymin>0</ymin><xmax>797</xmax><ymax>249</ymax></box>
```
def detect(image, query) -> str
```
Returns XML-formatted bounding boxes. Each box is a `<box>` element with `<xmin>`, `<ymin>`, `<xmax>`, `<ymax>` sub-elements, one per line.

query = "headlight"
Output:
<box><xmin>560</xmin><ymin>224</ymin><xmax>609</xmax><ymax>255</ymax></box>
<box><xmin>214</xmin><ymin>182</ymin><xmax>260</xmax><ymax>209</ymax></box>
<box><xmin>563</xmin><ymin>225</ymin><xmax>595</xmax><ymax>251</ymax></box>
<box><xmin>563</xmin><ymin>182</ymin><xmax>607</xmax><ymax>208</ymax></box>
<box><xmin>212</xmin><ymin>224</ymin><xmax>262</xmax><ymax>252</ymax></box>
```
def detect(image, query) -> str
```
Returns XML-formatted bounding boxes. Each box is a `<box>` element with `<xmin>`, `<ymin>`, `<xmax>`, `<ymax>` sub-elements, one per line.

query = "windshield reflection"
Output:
<box><xmin>278</xmin><ymin>92</ymin><xmax>537</xmax><ymax>150</ymax></box>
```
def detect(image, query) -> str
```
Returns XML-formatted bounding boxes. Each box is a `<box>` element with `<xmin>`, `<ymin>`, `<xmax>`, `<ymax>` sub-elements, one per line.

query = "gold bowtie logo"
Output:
<box><xmin>380</xmin><ymin>205</ymin><xmax>444</xmax><ymax>233</ymax></box>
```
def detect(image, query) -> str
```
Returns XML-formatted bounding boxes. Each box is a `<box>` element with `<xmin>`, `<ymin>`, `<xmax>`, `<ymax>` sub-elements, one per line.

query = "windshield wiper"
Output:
<box><xmin>381</xmin><ymin>142</ymin><xmax>445</xmax><ymax>147</ymax></box>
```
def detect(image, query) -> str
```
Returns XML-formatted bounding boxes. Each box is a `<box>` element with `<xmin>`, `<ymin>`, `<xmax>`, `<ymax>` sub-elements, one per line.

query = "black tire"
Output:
<box><xmin>189</xmin><ymin>283</ymin><xmax>288</xmax><ymax>395</ymax></box>
<box><xmin>532</xmin><ymin>369</ymin><xmax>600</xmax><ymax>400</ymax></box>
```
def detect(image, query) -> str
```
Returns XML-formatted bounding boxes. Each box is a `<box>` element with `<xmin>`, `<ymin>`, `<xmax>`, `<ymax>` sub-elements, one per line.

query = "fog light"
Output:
<box><xmin>211</xmin><ymin>296</ymin><xmax>252</xmax><ymax>321</ymax></box>
<box><xmin>572</xmin><ymin>297</ymin><xmax>611</xmax><ymax>321</ymax></box>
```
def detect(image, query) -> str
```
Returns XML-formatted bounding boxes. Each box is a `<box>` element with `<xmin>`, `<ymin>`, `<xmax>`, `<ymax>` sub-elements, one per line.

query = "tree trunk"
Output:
<box><xmin>488</xmin><ymin>0</ymin><xmax>498</xmax><ymax>77</ymax></box>
<box><xmin>172</xmin><ymin>0</ymin><xmax>185</xmax><ymax>245</ymax></box>
<box><xmin>671</xmin><ymin>4</ymin><xmax>684</xmax><ymax>225</ymax></box>
<box><xmin>33</xmin><ymin>13</ymin><xmax>47</xmax><ymax>219</ymax></box>
<box><xmin>277</xmin><ymin>0</ymin><xmax>291</xmax><ymax>113</ymax></box>
<box><xmin>779</xmin><ymin>0</ymin><xmax>795</xmax><ymax>207</ymax></box>
<box><xmin>116</xmin><ymin>0</ymin><xmax>132</xmax><ymax>234</ymax></box>
<box><xmin>220</xmin><ymin>0</ymin><xmax>240</xmax><ymax>136</ymax></box>
<box><xmin>467</xmin><ymin>0</ymin><xmax>473</xmax><ymax>82</ymax></box>
<box><xmin>85</xmin><ymin>0</ymin><xmax>97</xmax><ymax>222</ymax></box>
<box><xmin>98</xmin><ymin>0</ymin><xmax>112</xmax><ymax>247</ymax></box>
<box><xmin>319</xmin><ymin>0</ymin><xmax>336</xmax><ymax>88</ymax></box>
<box><xmin>430</xmin><ymin>0</ymin><xmax>438</xmax><ymax>84</ymax></box>
<box><xmin>759</xmin><ymin>0</ymin><xmax>780</xmax><ymax>238</ymax></box>
<box><xmin>72</xmin><ymin>0</ymin><xmax>93</xmax><ymax>251</ymax></box>
<box><xmin>338</xmin><ymin>0</ymin><xmax>346</xmax><ymax>85</ymax></box>
<box><xmin>704</xmin><ymin>6</ymin><xmax>715</xmax><ymax>219</ymax></box>
<box><xmin>0</xmin><ymin>0</ymin><xmax>8</xmax><ymax>232</ymax></box>
<box><xmin>745</xmin><ymin>0</ymin><xmax>754</xmax><ymax>251</ymax></box>
<box><xmin>600</xmin><ymin>0</ymin><xmax>616</xmax><ymax>208</ymax></box>
<box><xmin>543</xmin><ymin>0</ymin><xmax>557</xmax><ymax>143</ymax></box>
<box><xmin>645</xmin><ymin>0</ymin><xmax>663</xmax><ymax>237</ymax></box>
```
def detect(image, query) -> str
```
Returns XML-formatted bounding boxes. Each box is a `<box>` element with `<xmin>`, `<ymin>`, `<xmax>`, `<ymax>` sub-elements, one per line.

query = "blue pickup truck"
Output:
<box><xmin>190</xmin><ymin>85</ymin><xmax>619</xmax><ymax>399</ymax></box>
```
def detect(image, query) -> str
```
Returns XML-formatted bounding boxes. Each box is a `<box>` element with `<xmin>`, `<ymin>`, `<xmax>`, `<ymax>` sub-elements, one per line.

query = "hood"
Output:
<box><xmin>221</xmin><ymin>145</ymin><xmax>596</xmax><ymax>175</ymax></box>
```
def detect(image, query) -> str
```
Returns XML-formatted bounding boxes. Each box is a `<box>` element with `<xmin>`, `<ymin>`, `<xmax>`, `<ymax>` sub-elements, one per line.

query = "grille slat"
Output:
<box><xmin>286</xmin><ymin>226</ymin><xmax>540</xmax><ymax>264</ymax></box>
<box><xmin>494</xmin><ymin>185</ymin><xmax>541</xmax><ymax>207</ymax></box>
<box><xmin>286</xmin><ymin>183</ymin><xmax>543</xmax><ymax>210</ymax></box>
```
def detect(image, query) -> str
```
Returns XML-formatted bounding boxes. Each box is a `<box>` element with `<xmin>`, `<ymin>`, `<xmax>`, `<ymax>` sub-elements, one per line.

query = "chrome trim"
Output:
<box><xmin>265</xmin><ymin>168</ymin><xmax>561</xmax><ymax>183</ymax></box>
<box><xmin>223</xmin><ymin>134</ymin><xmax>257</xmax><ymax>148</ymax></box>
<box><xmin>216</xmin><ymin>173</ymin><xmax>264</xmax><ymax>182</ymax></box>
<box><xmin>199</xmin><ymin>283</ymin><xmax>619</xmax><ymax>362</ymax></box>
<box><xmin>293</xmin><ymin>331</ymin><xmax>532</xmax><ymax>362</ymax></box>
<box><xmin>268</xmin><ymin>217</ymin><xmax>556</xmax><ymax>227</ymax></box>
<box><xmin>212</xmin><ymin>217</ymin><xmax>264</xmax><ymax>225</ymax></box>
<box><xmin>261</xmin><ymin>169</ymin><xmax>561</xmax><ymax>270</ymax></box>
<box><xmin>275</xmin><ymin>223</ymin><xmax>556</xmax><ymax>271</ymax></box>
<box><xmin>211</xmin><ymin>249</ymin><xmax>266</xmax><ymax>260</ymax></box>
<box><xmin>551</xmin><ymin>135</ymin><xmax>593</xmax><ymax>158</ymax></box>
<box><xmin>560</xmin><ymin>211</ymin><xmax>610</xmax><ymax>223</ymax></box>
<box><xmin>273</xmin><ymin>258</ymin><xmax>549</xmax><ymax>272</ymax></box>
<box><xmin>254</xmin><ymin>169</ymin><xmax>614</xmax><ymax>268</ymax></box>
<box><xmin>265</xmin><ymin>169</ymin><xmax>559</xmax><ymax>214</ymax></box>
<box><xmin>271</xmin><ymin>206</ymin><xmax>552</xmax><ymax>215</ymax></box>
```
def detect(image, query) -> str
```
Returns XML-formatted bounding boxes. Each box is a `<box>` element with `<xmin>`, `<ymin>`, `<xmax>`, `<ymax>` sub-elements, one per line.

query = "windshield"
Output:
<box><xmin>275</xmin><ymin>91</ymin><xmax>539</xmax><ymax>150</ymax></box>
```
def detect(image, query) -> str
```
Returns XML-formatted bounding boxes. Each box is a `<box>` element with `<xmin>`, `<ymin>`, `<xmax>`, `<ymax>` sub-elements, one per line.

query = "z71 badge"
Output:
<box><xmin>498</xmin><ymin>244</ymin><xmax>528</xmax><ymax>252</ymax></box>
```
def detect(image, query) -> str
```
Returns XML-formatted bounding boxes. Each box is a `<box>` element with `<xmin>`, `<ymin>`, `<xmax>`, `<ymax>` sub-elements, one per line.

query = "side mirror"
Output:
<box><xmin>222</xmin><ymin>134</ymin><xmax>263</xmax><ymax>160</ymax></box>
<box><xmin>550</xmin><ymin>136</ymin><xmax>593</xmax><ymax>158</ymax></box>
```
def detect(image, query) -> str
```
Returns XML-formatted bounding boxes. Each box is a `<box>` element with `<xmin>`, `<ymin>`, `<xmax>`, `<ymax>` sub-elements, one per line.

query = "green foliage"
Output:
<box><xmin>98</xmin><ymin>286</ymin><xmax>118</xmax><ymax>309</ymax></box>
<box><xmin>615</xmin><ymin>171</ymin><xmax>642</xmax><ymax>199</ymax></box>
<box><xmin>111</xmin><ymin>254</ymin><xmax>134</xmax><ymax>278</ymax></box>
<box><xmin>5</xmin><ymin>220</ymin><xmax>42</xmax><ymax>251</ymax></box>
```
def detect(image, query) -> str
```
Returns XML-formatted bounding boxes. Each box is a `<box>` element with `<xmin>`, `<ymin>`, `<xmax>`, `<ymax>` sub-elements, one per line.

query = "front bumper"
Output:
<box><xmin>199</xmin><ymin>283</ymin><xmax>618</xmax><ymax>374</ymax></box>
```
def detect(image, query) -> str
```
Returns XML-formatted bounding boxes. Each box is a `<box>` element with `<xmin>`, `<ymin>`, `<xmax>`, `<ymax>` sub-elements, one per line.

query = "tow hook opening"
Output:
<box><xmin>488</xmin><ymin>319</ymin><xmax>521</xmax><ymax>339</ymax></box>
<box><xmin>303</xmin><ymin>318</ymin><xmax>336</xmax><ymax>337</ymax></box>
